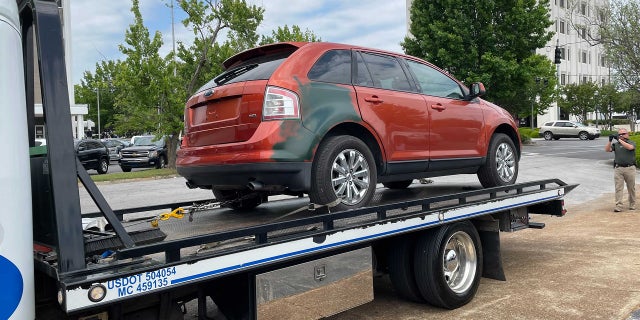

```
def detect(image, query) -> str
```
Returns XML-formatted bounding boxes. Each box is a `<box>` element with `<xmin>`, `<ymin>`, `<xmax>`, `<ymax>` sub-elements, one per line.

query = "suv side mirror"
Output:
<box><xmin>467</xmin><ymin>82</ymin><xmax>486</xmax><ymax>100</ymax></box>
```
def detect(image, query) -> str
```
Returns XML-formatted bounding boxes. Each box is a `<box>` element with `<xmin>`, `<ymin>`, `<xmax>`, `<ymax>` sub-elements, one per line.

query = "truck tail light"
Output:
<box><xmin>263</xmin><ymin>86</ymin><xmax>300</xmax><ymax>121</ymax></box>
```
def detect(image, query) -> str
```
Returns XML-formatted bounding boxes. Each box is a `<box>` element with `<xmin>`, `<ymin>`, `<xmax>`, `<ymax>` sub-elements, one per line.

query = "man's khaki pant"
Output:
<box><xmin>614</xmin><ymin>166</ymin><xmax>636</xmax><ymax>210</ymax></box>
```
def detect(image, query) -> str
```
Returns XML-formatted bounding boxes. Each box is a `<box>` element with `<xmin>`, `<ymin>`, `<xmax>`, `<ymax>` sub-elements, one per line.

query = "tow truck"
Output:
<box><xmin>2</xmin><ymin>1</ymin><xmax>576</xmax><ymax>319</ymax></box>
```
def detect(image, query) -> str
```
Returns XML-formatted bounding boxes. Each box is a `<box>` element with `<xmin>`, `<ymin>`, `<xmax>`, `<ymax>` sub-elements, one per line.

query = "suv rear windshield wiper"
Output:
<box><xmin>214</xmin><ymin>64</ymin><xmax>259</xmax><ymax>86</ymax></box>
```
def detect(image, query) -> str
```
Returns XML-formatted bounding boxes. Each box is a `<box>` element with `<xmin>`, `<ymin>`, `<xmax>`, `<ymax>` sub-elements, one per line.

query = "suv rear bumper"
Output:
<box><xmin>177</xmin><ymin>162</ymin><xmax>312</xmax><ymax>192</ymax></box>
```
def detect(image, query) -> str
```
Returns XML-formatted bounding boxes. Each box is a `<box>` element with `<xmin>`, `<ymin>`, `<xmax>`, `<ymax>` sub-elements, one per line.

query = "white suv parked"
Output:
<box><xmin>539</xmin><ymin>120</ymin><xmax>601</xmax><ymax>140</ymax></box>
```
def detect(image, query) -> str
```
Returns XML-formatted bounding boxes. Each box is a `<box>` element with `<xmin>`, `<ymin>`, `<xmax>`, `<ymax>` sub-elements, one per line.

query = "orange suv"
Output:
<box><xmin>176</xmin><ymin>42</ymin><xmax>521</xmax><ymax>211</ymax></box>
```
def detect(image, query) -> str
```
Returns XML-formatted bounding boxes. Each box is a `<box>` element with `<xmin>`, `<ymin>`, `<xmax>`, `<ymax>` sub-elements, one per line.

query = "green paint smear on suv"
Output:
<box><xmin>270</xmin><ymin>81</ymin><xmax>362</xmax><ymax>162</ymax></box>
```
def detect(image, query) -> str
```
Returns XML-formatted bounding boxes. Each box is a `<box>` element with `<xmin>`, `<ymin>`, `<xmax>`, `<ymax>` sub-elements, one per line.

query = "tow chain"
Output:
<box><xmin>149</xmin><ymin>193</ymin><xmax>261</xmax><ymax>227</ymax></box>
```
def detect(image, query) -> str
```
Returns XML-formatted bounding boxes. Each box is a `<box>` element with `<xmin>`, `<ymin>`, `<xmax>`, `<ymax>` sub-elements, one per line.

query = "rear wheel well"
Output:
<box><xmin>319</xmin><ymin>123</ymin><xmax>384</xmax><ymax>174</ymax></box>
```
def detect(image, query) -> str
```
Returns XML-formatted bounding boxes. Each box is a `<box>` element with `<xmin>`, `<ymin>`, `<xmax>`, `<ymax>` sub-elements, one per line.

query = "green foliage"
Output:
<box><xmin>402</xmin><ymin>0</ymin><xmax>556</xmax><ymax>117</ymax></box>
<box><xmin>557</xmin><ymin>82</ymin><xmax>599</xmax><ymax>123</ymax></box>
<box><xmin>74</xmin><ymin>60</ymin><xmax>122</xmax><ymax>136</ymax></box>
<box><xmin>518</xmin><ymin>127</ymin><xmax>540</xmax><ymax>142</ymax></box>
<box><xmin>259</xmin><ymin>25</ymin><xmax>321</xmax><ymax>45</ymax></box>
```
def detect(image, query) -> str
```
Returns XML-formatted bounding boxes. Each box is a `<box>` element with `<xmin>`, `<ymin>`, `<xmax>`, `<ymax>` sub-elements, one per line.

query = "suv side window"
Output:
<box><xmin>359</xmin><ymin>52</ymin><xmax>412</xmax><ymax>91</ymax></box>
<box><xmin>405</xmin><ymin>60</ymin><xmax>464</xmax><ymax>99</ymax></box>
<box><xmin>553</xmin><ymin>122</ymin><xmax>564</xmax><ymax>127</ymax></box>
<box><xmin>308</xmin><ymin>50</ymin><xmax>351</xmax><ymax>84</ymax></box>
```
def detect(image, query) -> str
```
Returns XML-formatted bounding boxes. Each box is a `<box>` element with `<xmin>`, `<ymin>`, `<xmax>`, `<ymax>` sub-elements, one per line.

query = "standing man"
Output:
<box><xmin>605</xmin><ymin>129</ymin><xmax>637</xmax><ymax>212</ymax></box>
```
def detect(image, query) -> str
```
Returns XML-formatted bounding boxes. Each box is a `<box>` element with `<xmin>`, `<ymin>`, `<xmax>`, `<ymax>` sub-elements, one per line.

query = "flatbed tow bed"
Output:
<box><xmin>37</xmin><ymin>179</ymin><xmax>576</xmax><ymax>319</ymax></box>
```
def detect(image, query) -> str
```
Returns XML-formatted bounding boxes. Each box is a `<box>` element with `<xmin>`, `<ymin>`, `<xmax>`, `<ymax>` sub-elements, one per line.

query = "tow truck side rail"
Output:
<box><xmin>61</xmin><ymin>179</ymin><xmax>575</xmax><ymax>313</ymax></box>
<box><xmin>118</xmin><ymin>178</ymin><xmax>573</xmax><ymax>261</ymax></box>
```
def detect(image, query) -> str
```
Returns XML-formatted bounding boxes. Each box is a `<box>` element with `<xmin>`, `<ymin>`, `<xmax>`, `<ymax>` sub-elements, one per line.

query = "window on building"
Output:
<box><xmin>560</xmin><ymin>47</ymin><xmax>566</xmax><ymax>60</ymax></box>
<box><xmin>602</xmin><ymin>78</ymin><xmax>606</xmax><ymax>86</ymax></box>
<box><xmin>559</xmin><ymin>0</ymin><xmax>565</xmax><ymax>8</ymax></box>
<box><xmin>582</xmin><ymin>51</ymin><xmax>587</xmax><ymax>63</ymax></box>
<box><xmin>567</xmin><ymin>48</ymin><xmax>571</xmax><ymax>61</ymax></box>
<box><xmin>581</xmin><ymin>2</ymin><xmax>587</xmax><ymax>15</ymax></box>
<box><xmin>559</xmin><ymin>20</ymin><xmax>566</xmax><ymax>34</ymax></box>
<box><xmin>600</xmin><ymin>55</ymin><xmax>606</xmax><ymax>67</ymax></box>
<box><xmin>583</xmin><ymin>76</ymin><xmax>588</xmax><ymax>83</ymax></box>
<box><xmin>561</xmin><ymin>73</ymin><xmax>566</xmax><ymax>85</ymax></box>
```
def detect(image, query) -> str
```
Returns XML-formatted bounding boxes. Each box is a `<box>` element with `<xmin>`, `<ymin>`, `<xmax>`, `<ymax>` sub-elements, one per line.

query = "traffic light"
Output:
<box><xmin>554</xmin><ymin>47</ymin><xmax>562</xmax><ymax>64</ymax></box>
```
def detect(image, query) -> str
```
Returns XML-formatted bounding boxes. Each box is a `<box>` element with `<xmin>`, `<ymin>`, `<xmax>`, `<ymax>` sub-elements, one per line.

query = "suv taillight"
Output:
<box><xmin>263</xmin><ymin>86</ymin><xmax>300</xmax><ymax>121</ymax></box>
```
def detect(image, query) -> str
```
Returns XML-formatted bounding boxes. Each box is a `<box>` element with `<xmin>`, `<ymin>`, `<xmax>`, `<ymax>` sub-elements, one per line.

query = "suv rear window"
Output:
<box><xmin>197</xmin><ymin>50</ymin><xmax>294</xmax><ymax>92</ymax></box>
<box><xmin>308</xmin><ymin>50</ymin><xmax>351</xmax><ymax>84</ymax></box>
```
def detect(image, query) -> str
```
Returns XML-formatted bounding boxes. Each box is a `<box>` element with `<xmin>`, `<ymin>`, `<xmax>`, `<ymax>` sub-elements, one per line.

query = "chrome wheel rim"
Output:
<box><xmin>442</xmin><ymin>231</ymin><xmax>477</xmax><ymax>293</ymax></box>
<box><xmin>495</xmin><ymin>142</ymin><xmax>515</xmax><ymax>182</ymax></box>
<box><xmin>331</xmin><ymin>148</ymin><xmax>371</xmax><ymax>205</ymax></box>
<box><xmin>101</xmin><ymin>161</ymin><xmax>108</xmax><ymax>172</ymax></box>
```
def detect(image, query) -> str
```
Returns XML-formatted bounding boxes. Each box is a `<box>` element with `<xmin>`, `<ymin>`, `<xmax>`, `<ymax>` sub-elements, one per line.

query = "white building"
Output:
<box><xmin>535</xmin><ymin>0</ymin><xmax>610</xmax><ymax>126</ymax></box>
<box><xmin>33</xmin><ymin>0</ymin><xmax>88</xmax><ymax>140</ymax></box>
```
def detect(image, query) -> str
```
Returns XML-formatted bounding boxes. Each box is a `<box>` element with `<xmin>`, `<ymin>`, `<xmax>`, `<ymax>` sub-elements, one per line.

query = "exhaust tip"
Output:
<box><xmin>247</xmin><ymin>181</ymin><xmax>264</xmax><ymax>191</ymax></box>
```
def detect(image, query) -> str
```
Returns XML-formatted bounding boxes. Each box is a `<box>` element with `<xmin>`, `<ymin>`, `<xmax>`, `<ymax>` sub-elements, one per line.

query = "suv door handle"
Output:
<box><xmin>431</xmin><ymin>104</ymin><xmax>446</xmax><ymax>111</ymax></box>
<box><xmin>364</xmin><ymin>96</ymin><xmax>384</xmax><ymax>104</ymax></box>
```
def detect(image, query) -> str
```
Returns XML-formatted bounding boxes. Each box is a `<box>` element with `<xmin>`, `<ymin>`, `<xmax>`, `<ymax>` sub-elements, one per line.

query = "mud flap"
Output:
<box><xmin>478</xmin><ymin>230</ymin><xmax>506</xmax><ymax>281</ymax></box>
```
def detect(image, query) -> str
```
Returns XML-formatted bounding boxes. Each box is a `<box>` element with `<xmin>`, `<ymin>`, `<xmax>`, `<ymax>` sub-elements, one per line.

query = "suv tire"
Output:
<box><xmin>96</xmin><ymin>158</ymin><xmax>109</xmax><ymax>174</ymax></box>
<box><xmin>477</xmin><ymin>133</ymin><xmax>518</xmax><ymax>188</ymax></box>
<box><xmin>543</xmin><ymin>131</ymin><xmax>553</xmax><ymax>140</ymax></box>
<box><xmin>309</xmin><ymin>135</ymin><xmax>377</xmax><ymax>211</ymax></box>
<box><xmin>383</xmin><ymin>180</ymin><xmax>413</xmax><ymax>189</ymax></box>
<box><xmin>155</xmin><ymin>156</ymin><xmax>166</xmax><ymax>169</ymax></box>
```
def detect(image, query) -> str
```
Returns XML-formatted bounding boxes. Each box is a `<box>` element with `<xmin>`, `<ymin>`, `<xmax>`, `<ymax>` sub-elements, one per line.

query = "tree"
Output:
<box><xmin>114</xmin><ymin>0</ymin><xmax>181</xmax><ymax>166</ymax></box>
<box><xmin>177</xmin><ymin>0</ymin><xmax>264</xmax><ymax>97</ymax></box>
<box><xmin>557</xmin><ymin>82</ymin><xmax>599</xmax><ymax>124</ymax></box>
<box><xmin>402</xmin><ymin>0</ymin><xmax>556</xmax><ymax>116</ymax></box>
<box><xmin>599</xmin><ymin>1</ymin><xmax>640</xmax><ymax>92</ymax></box>
<box><xmin>259</xmin><ymin>25</ymin><xmax>321</xmax><ymax>45</ymax></box>
<box><xmin>74</xmin><ymin>60</ymin><xmax>121</xmax><ymax>137</ymax></box>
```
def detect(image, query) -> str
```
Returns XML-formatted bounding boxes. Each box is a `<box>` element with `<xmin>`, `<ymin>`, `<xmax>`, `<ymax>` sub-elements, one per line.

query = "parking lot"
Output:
<box><xmin>82</xmin><ymin>138</ymin><xmax>640</xmax><ymax>319</ymax></box>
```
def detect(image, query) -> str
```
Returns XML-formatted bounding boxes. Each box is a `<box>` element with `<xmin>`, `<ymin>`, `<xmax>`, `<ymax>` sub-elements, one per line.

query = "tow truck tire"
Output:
<box><xmin>413</xmin><ymin>221</ymin><xmax>482</xmax><ymax>309</ymax></box>
<box><xmin>477</xmin><ymin>133</ymin><xmax>518</xmax><ymax>188</ymax></box>
<box><xmin>97</xmin><ymin>158</ymin><xmax>109</xmax><ymax>174</ymax></box>
<box><xmin>120</xmin><ymin>166</ymin><xmax>132</xmax><ymax>172</ymax></box>
<box><xmin>383</xmin><ymin>180</ymin><xmax>413</xmax><ymax>189</ymax></box>
<box><xmin>309</xmin><ymin>135</ymin><xmax>377</xmax><ymax>212</ymax></box>
<box><xmin>387</xmin><ymin>236</ymin><xmax>424</xmax><ymax>302</ymax></box>
<box><xmin>213</xmin><ymin>189</ymin><xmax>265</xmax><ymax>211</ymax></box>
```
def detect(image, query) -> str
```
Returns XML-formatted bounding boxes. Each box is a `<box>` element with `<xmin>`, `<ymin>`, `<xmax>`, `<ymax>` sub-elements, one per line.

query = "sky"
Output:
<box><xmin>69</xmin><ymin>0</ymin><xmax>409</xmax><ymax>86</ymax></box>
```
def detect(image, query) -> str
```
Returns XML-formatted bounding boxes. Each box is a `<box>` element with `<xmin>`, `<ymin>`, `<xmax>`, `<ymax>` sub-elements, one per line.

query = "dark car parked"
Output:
<box><xmin>119</xmin><ymin>135</ymin><xmax>168</xmax><ymax>172</ymax></box>
<box><xmin>101</xmin><ymin>138</ymin><xmax>127</xmax><ymax>161</ymax></box>
<box><xmin>75</xmin><ymin>139</ymin><xmax>110</xmax><ymax>174</ymax></box>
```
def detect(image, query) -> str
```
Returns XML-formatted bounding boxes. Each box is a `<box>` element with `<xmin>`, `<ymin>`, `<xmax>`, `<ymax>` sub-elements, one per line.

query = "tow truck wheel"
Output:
<box><xmin>387</xmin><ymin>236</ymin><xmax>424</xmax><ymax>302</ymax></box>
<box><xmin>309</xmin><ymin>135</ymin><xmax>377</xmax><ymax>212</ymax></box>
<box><xmin>212</xmin><ymin>189</ymin><xmax>265</xmax><ymax>211</ymax></box>
<box><xmin>413</xmin><ymin>221</ymin><xmax>482</xmax><ymax>309</ymax></box>
<box><xmin>120</xmin><ymin>166</ymin><xmax>132</xmax><ymax>172</ymax></box>
<box><xmin>383</xmin><ymin>180</ymin><xmax>413</xmax><ymax>189</ymax></box>
<box><xmin>97</xmin><ymin>158</ymin><xmax>109</xmax><ymax>174</ymax></box>
<box><xmin>477</xmin><ymin>133</ymin><xmax>518</xmax><ymax>188</ymax></box>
